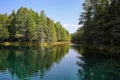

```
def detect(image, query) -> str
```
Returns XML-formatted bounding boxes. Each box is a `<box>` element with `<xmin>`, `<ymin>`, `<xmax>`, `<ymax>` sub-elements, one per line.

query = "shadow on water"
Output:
<box><xmin>0</xmin><ymin>45</ymin><xmax>70</xmax><ymax>80</ymax></box>
<box><xmin>72</xmin><ymin>45</ymin><xmax>120</xmax><ymax>80</ymax></box>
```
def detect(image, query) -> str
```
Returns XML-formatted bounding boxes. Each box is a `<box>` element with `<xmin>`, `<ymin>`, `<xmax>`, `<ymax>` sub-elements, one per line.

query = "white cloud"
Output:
<box><xmin>63</xmin><ymin>24</ymin><xmax>81</xmax><ymax>28</ymax></box>
<box><xmin>63</xmin><ymin>24</ymin><xmax>69</xmax><ymax>27</ymax></box>
<box><xmin>62</xmin><ymin>23</ymin><xmax>82</xmax><ymax>33</ymax></box>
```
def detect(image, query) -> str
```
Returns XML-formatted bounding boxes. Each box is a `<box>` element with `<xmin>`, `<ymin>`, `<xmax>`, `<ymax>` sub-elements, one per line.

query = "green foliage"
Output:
<box><xmin>0</xmin><ymin>7</ymin><xmax>71</xmax><ymax>42</ymax></box>
<box><xmin>45</xmin><ymin>18</ymin><xmax>57</xmax><ymax>42</ymax></box>
<box><xmin>71</xmin><ymin>27</ymin><xmax>84</xmax><ymax>44</ymax></box>
<box><xmin>72</xmin><ymin>0</ymin><xmax>120</xmax><ymax>49</ymax></box>
<box><xmin>0</xmin><ymin>14</ymin><xmax>9</xmax><ymax>39</ymax></box>
<box><xmin>55</xmin><ymin>22</ymin><xmax>71</xmax><ymax>41</ymax></box>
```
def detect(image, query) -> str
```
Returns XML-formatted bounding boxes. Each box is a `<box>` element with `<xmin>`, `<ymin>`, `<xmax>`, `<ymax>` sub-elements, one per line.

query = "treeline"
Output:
<box><xmin>72</xmin><ymin>0</ymin><xmax>120</xmax><ymax>49</ymax></box>
<box><xmin>0</xmin><ymin>7</ymin><xmax>71</xmax><ymax>42</ymax></box>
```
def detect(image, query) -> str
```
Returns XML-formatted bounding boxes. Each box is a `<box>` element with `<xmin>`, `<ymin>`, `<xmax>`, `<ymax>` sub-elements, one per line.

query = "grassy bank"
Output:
<box><xmin>0</xmin><ymin>41</ymin><xmax>70</xmax><ymax>47</ymax></box>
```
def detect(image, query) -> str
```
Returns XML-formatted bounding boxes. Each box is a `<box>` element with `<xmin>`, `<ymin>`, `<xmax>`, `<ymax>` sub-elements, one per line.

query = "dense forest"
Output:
<box><xmin>0</xmin><ymin>7</ymin><xmax>71</xmax><ymax>43</ymax></box>
<box><xmin>72</xmin><ymin>0</ymin><xmax>120</xmax><ymax>49</ymax></box>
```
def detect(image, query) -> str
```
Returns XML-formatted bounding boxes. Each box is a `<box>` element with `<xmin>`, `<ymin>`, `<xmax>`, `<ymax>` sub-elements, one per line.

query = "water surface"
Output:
<box><xmin>0</xmin><ymin>45</ymin><xmax>120</xmax><ymax>80</ymax></box>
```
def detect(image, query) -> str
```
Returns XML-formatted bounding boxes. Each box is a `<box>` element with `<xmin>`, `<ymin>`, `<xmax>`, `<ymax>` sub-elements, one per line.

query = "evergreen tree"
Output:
<box><xmin>0</xmin><ymin>7</ymin><xmax>71</xmax><ymax>43</ymax></box>
<box><xmin>72</xmin><ymin>0</ymin><xmax>120</xmax><ymax>49</ymax></box>
<box><xmin>0</xmin><ymin>14</ymin><xmax>9</xmax><ymax>41</ymax></box>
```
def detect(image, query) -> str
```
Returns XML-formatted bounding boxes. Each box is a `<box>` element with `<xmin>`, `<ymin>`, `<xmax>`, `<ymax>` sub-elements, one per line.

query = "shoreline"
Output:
<box><xmin>0</xmin><ymin>41</ymin><xmax>70</xmax><ymax>47</ymax></box>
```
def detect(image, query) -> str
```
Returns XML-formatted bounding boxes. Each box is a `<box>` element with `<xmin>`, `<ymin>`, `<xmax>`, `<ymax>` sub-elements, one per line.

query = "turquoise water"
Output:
<box><xmin>0</xmin><ymin>45</ymin><xmax>120</xmax><ymax>80</ymax></box>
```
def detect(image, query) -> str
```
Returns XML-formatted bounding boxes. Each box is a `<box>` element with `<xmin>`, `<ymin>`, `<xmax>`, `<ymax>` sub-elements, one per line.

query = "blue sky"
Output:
<box><xmin>0</xmin><ymin>0</ymin><xmax>84</xmax><ymax>33</ymax></box>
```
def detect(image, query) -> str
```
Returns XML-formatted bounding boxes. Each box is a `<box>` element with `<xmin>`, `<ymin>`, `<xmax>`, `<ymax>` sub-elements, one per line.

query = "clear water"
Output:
<box><xmin>0</xmin><ymin>45</ymin><xmax>120</xmax><ymax>80</ymax></box>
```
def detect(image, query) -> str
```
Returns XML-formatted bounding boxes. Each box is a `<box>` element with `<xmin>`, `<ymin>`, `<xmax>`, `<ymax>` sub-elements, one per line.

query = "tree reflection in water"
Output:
<box><xmin>0</xmin><ymin>45</ymin><xmax>69</xmax><ymax>79</ymax></box>
<box><xmin>72</xmin><ymin>45</ymin><xmax>120</xmax><ymax>80</ymax></box>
